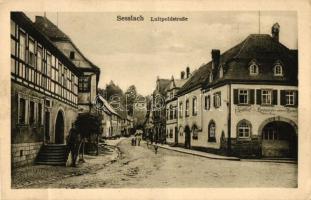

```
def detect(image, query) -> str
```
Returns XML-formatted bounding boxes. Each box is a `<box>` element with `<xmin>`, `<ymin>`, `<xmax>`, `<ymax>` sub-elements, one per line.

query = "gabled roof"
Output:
<box><xmin>178</xmin><ymin>34</ymin><xmax>298</xmax><ymax>95</ymax></box>
<box><xmin>34</xmin><ymin>16</ymin><xmax>100</xmax><ymax>77</ymax></box>
<box><xmin>11</xmin><ymin>12</ymin><xmax>82</xmax><ymax>76</ymax></box>
<box><xmin>98</xmin><ymin>95</ymin><xmax>119</xmax><ymax>117</ymax></box>
<box><xmin>154</xmin><ymin>78</ymin><xmax>170</xmax><ymax>95</ymax></box>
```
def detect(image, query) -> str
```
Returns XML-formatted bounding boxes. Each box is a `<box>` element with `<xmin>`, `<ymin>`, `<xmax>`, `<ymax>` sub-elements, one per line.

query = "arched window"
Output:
<box><xmin>237</xmin><ymin>120</ymin><xmax>252</xmax><ymax>138</ymax></box>
<box><xmin>249</xmin><ymin>61</ymin><xmax>259</xmax><ymax>75</ymax></box>
<box><xmin>192</xmin><ymin>125</ymin><xmax>198</xmax><ymax>140</ymax></box>
<box><xmin>274</xmin><ymin>63</ymin><xmax>283</xmax><ymax>76</ymax></box>
<box><xmin>208</xmin><ymin>120</ymin><xmax>216</xmax><ymax>142</ymax></box>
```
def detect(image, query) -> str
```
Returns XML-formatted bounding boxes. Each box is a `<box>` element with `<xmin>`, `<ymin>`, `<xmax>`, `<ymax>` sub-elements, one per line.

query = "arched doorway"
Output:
<box><xmin>184</xmin><ymin>125</ymin><xmax>191</xmax><ymax>149</ymax></box>
<box><xmin>55</xmin><ymin>111</ymin><xmax>64</xmax><ymax>144</ymax></box>
<box><xmin>261</xmin><ymin>121</ymin><xmax>297</xmax><ymax>158</ymax></box>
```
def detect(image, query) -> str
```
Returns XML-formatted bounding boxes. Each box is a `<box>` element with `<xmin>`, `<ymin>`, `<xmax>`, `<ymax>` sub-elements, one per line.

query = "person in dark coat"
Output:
<box><xmin>67</xmin><ymin>126</ymin><xmax>81</xmax><ymax>167</ymax></box>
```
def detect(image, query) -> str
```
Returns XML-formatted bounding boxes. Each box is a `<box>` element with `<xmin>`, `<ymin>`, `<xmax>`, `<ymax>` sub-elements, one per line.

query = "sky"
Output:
<box><xmin>26</xmin><ymin>11</ymin><xmax>297</xmax><ymax>96</ymax></box>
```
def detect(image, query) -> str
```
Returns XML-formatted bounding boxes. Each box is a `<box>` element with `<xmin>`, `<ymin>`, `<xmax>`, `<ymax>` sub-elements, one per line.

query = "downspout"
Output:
<box><xmin>227</xmin><ymin>84</ymin><xmax>232</xmax><ymax>155</ymax></box>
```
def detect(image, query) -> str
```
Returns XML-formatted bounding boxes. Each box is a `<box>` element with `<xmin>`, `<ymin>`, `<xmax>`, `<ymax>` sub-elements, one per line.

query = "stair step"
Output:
<box><xmin>36</xmin><ymin>161</ymin><xmax>66</xmax><ymax>166</ymax></box>
<box><xmin>35</xmin><ymin>144</ymin><xmax>70</xmax><ymax>166</ymax></box>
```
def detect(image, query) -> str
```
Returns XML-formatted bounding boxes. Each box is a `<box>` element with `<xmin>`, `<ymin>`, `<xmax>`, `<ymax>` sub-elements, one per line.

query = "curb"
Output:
<box><xmin>155</xmin><ymin>144</ymin><xmax>241</xmax><ymax>161</ymax></box>
<box><xmin>241</xmin><ymin>159</ymin><xmax>297</xmax><ymax>164</ymax></box>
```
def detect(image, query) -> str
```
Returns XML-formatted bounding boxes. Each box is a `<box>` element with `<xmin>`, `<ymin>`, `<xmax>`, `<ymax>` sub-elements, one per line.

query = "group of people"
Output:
<box><xmin>131</xmin><ymin>130</ymin><xmax>159</xmax><ymax>154</ymax></box>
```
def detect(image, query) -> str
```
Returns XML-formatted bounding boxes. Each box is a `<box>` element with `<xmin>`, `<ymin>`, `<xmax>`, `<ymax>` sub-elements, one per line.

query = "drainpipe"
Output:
<box><xmin>227</xmin><ymin>84</ymin><xmax>232</xmax><ymax>155</ymax></box>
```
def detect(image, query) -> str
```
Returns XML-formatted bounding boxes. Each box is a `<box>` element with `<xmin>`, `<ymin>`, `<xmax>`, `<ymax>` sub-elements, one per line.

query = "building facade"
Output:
<box><xmin>34</xmin><ymin>16</ymin><xmax>101</xmax><ymax>114</ymax></box>
<box><xmin>176</xmin><ymin>23</ymin><xmax>298</xmax><ymax>158</ymax></box>
<box><xmin>152</xmin><ymin>78</ymin><xmax>170</xmax><ymax>143</ymax></box>
<box><xmin>165</xmin><ymin>72</ymin><xmax>188</xmax><ymax>145</ymax></box>
<box><xmin>11</xmin><ymin>12</ymin><xmax>82</xmax><ymax>167</ymax></box>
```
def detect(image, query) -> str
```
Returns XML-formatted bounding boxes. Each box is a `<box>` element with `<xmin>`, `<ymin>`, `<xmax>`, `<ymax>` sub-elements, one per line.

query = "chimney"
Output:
<box><xmin>271</xmin><ymin>23</ymin><xmax>280</xmax><ymax>42</ymax></box>
<box><xmin>211</xmin><ymin>49</ymin><xmax>220</xmax><ymax>70</ymax></box>
<box><xmin>186</xmin><ymin>67</ymin><xmax>190</xmax><ymax>78</ymax></box>
<box><xmin>181</xmin><ymin>71</ymin><xmax>185</xmax><ymax>79</ymax></box>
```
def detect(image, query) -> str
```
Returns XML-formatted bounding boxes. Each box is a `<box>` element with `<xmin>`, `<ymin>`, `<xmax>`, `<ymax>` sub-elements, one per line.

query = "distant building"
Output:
<box><xmin>97</xmin><ymin>95</ymin><xmax>123</xmax><ymax>138</ymax></box>
<box><xmin>152</xmin><ymin>77</ymin><xmax>170</xmax><ymax>143</ymax></box>
<box><xmin>165</xmin><ymin>72</ymin><xmax>189</xmax><ymax>145</ymax></box>
<box><xmin>177</xmin><ymin>23</ymin><xmax>298</xmax><ymax>158</ymax></box>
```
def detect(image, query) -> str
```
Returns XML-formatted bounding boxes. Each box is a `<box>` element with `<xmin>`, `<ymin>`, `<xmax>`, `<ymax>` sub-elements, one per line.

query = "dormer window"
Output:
<box><xmin>274</xmin><ymin>63</ymin><xmax>283</xmax><ymax>76</ymax></box>
<box><xmin>209</xmin><ymin>73</ymin><xmax>213</xmax><ymax>82</ymax></box>
<box><xmin>249</xmin><ymin>62</ymin><xmax>259</xmax><ymax>76</ymax></box>
<box><xmin>219</xmin><ymin>65</ymin><xmax>223</xmax><ymax>78</ymax></box>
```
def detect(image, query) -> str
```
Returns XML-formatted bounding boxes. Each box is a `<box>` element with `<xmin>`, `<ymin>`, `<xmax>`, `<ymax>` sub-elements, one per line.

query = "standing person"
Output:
<box><xmin>154</xmin><ymin>143</ymin><xmax>158</xmax><ymax>154</ymax></box>
<box><xmin>67</xmin><ymin>125</ymin><xmax>80</xmax><ymax>167</ymax></box>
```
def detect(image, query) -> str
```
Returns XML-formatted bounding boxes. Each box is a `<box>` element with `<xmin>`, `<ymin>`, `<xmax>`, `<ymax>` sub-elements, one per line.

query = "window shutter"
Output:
<box><xmin>294</xmin><ymin>91</ymin><xmax>298</xmax><ymax>107</ymax></box>
<box><xmin>233</xmin><ymin>89</ymin><xmax>238</xmax><ymax>104</ymax></box>
<box><xmin>213</xmin><ymin>94</ymin><xmax>216</xmax><ymax>108</ymax></box>
<box><xmin>256</xmin><ymin>89</ymin><xmax>261</xmax><ymax>105</ymax></box>
<box><xmin>280</xmin><ymin>90</ymin><xmax>286</xmax><ymax>105</ymax></box>
<box><xmin>272</xmin><ymin>90</ymin><xmax>278</xmax><ymax>105</ymax></box>
<box><xmin>249</xmin><ymin>89</ymin><xmax>254</xmax><ymax>104</ymax></box>
<box><xmin>219</xmin><ymin>92</ymin><xmax>221</xmax><ymax>107</ymax></box>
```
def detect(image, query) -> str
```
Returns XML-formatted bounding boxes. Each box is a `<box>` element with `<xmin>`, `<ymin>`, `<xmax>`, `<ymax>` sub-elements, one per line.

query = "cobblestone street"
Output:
<box><xmin>16</xmin><ymin>138</ymin><xmax>297</xmax><ymax>188</ymax></box>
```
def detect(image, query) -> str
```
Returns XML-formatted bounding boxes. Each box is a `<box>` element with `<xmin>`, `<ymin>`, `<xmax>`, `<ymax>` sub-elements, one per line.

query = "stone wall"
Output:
<box><xmin>12</xmin><ymin>142</ymin><xmax>43</xmax><ymax>168</ymax></box>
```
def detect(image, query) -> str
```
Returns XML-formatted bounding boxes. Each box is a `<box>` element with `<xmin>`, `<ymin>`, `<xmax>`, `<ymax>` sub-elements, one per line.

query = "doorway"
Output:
<box><xmin>184</xmin><ymin>125</ymin><xmax>191</xmax><ymax>149</ymax></box>
<box><xmin>44</xmin><ymin>111</ymin><xmax>50</xmax><ymax>142</ymax></box>
<box><xmin>261</xmin><ymin>121</ymin><xmax>297</xmax><ymax>158</ymax></box>
<box><xmin>55</xmin><ymin>111</ymin><xmax>64</xmax><ymax>144</ymax></box>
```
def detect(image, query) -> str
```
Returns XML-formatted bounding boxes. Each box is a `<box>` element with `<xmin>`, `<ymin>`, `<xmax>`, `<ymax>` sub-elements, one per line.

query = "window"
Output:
<box><xmin>37</xmin><ymin>103</ymin><xmax>42</xmax><ymax>125</ymax></box>
<box><xmin>219</xmin><ymin>66</ymin><xmax>223</xmax><ymax>78</ymax></box>
<box><xmin>238</xmin><ymin>89</ymin><xmax>249</xmax><ymax>104</ymax></box>
<box><xmin>208</xmin><ymin>121</ymin><xmax>216</xmax><ymax>142</ymax></box>
<box><xmin>71</xmin><ymin>74</ymin><xmax>75</xmax><ymax>92</ymax></box>
<box><xmin>274</xmin><ymin>63</ymin><xmax>283</xmax><ymax>76</ymax></box>
<box><xmin>192</xmin><ymin>97</ymin><xmax>197</xmax><ymax>116</ymax></box>
<box><xmin>174</xmin><ymin>108</ymin><xmax>177</xmax><ymax>119</ymax></box>
<box><xmin>213</xmin><ymin>92</ymin><xmax>221</xmax><ymax>108</ymax></box>
<box><xmin>179</xmin><ymin>102</ymin><xmax>183</xmax><ymax>118</ymax></box>
<box><xmin>261</xmin><ymin>90</ymin><xmax>272</xmax><ymax>105</ymax></box>
<box><xmin>19</xmin><ymin>33</ymin><xmax>26</xmax><ymax>61</ymax></box>
<box><xmin>19</xmin><ymin>98</ymin><xmax>26</xmax><ymax>124</ymax></box>
<box><xmin>29</xmin><ymin>101</ymin><xmax>35</xmax><ymax>125</ymax></box>
<box><xmin>11</xmin><ymin>39</ymin><xmax>16</xmax><ymax>56</ymax></box>
<box><xmin>70</xmin><ymin>51</ymin><xmax>75</xmax><ymax>59</ymax></box>
<box><xmin>209</xmin><ymin>73</ymin><xmax>213</xmax><ymax>82</ymax></box>
<box><xmin>237</xmin><ymin>120</ymin><xmax>251</xmax><ymax>138</ymax></box>
<box><xmin>192</xmin><ymin>126</ymin><xmax>198</xmax><ymax>140</ymax></box>
<box><xmin>285</xmin><ymin>91</ymin><xmax>295</xmax><ymax>105</ymax></box>
<box><xmin>37</xmin><ymin>47</ymin><xmax>42</xmax><ymax>72</ymax></box>
<box><xmin>185</xmin><ymin>100</ymin><xmax>189</xmax><ymax>117</ymax></box>
<box><xmin>47</xmin><ymin>54</ymin><xmax>52</xmax><ymax>76</ymax></box>
<box><xmin>28</xmin><ymin>39</ymin><xmax>35</xmax><ymax>67</ymax></box>
<box><xmin>78</xmin><ymin>76</ymin><xmax>90</xmax><ymax>92</ymax></box>
<box><xmin>249</xmin><ymin>62</ymin><xmax>259</xmax><ymax>75</ymax></box>
<box><xmin>169</xmin><ymin>129</ymin><xmax>173</xmax><ymax>138</ymax></box>
<box><xmin>205</xmin><ymin>95</ymin><xmax>210</xmax><ymax>110</ymax></box>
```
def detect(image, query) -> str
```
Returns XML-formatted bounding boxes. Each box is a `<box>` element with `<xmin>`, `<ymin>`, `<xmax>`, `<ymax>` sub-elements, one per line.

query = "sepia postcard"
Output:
<box><xmin>0</xmin><ymin>0</ymin><xmax>311</xmax><ymax>200</ymax></box>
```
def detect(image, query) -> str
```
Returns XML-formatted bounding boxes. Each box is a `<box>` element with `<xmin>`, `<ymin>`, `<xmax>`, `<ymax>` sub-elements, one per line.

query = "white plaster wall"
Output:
<box><xmin>230</xmin><ymin>84</ymin><xmax>298</xmax><ymax>138</ymax></box>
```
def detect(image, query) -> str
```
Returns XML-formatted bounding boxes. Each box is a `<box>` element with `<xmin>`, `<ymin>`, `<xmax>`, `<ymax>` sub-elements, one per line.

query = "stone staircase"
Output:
<box><xmin>35</xmin><ymin>144</ymin><xmax>69</xmax><ymax>166</ymax></box>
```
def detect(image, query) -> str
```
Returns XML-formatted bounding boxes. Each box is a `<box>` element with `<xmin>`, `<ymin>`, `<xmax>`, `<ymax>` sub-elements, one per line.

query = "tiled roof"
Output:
<box><xmin>34</xmin><ymin>16</ymin><xmax>100</xmax><ymax>74</ymax></box>
<box><xmin>174</xmin><ymin>78</ymin><xmax>188</xmax><ymax>88</ymax></box>
<box><xmin>154</xmin><ymin>79</ymin><xmax>170</xmax><ymax>95</ymax></box>
<box><xmin>34</xmin><ymin>16</ymin><xmax>70</xmax><ymax>41</ymax></box>
<box><xmin>98</xmin><ymin>95</ymin><xmax>119</xmax><ymax>116</ymax></box>
<box><xmin>178</xmin><ymin>34</ymin><xmax>298</xmax><ymax>95</ymax></box>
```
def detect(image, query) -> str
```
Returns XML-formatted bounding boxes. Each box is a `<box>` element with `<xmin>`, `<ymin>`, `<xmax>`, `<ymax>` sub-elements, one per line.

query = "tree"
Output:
<box><xmin>124</xmin><ymin>85</ymin><xmax>137</xmax><ymax>116</ymax></box>
<box><xmin>105</xmin><ymin>80</ymin><xmax>123</xmax><ymax>100</ymax></box>
<box><xmin>73</xmin><ymin>113</ymin><xmax>103</xmax><ymax>164</ymax></box>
